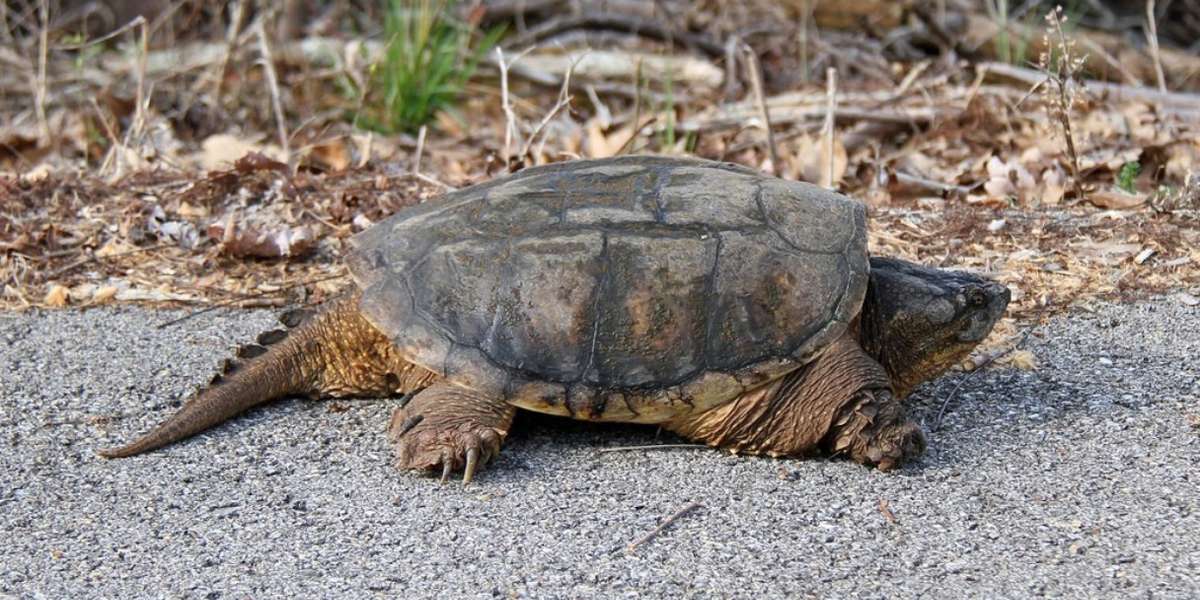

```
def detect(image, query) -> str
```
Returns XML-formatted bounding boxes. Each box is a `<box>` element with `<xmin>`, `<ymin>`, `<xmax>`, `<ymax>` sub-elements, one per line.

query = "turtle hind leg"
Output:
<box><xmin>823</xmin><ymin>389</ymin><xmax>926</xmax><ymax>471</ymax></box>
<box><xmin>388</xmin><ymin>381</ymin><xmax>516</xmax><ymax>485</ymax></box>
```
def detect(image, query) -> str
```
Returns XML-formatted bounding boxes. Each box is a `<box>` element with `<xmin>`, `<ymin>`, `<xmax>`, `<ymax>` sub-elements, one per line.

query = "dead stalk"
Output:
<box><xmin>89</xmin><ymin>98</ymin><xmax>122</xmax><ymax>176</ymax></box>
<box><xmin>127</xmin><ymin>17</ymin><xmax>149</xmax><ymax>162</ymax></box>
<box><xmin>621</xmin><ymin>57</ymin><xmax>644</xmax><ymax>156</ymax></box>
<box><xmin>210</xmin><ymin>0</ymin><xmax>246</xmax><ymax>103</ymax></box>
<box><xmin>1039</xmin><ymin>7</ymin><xmax>1085</xmax><ymax>203</ymax></box>
<box><xmin>741</xmin><ymin>43</ymin><xmax>778</xmax><ymax>176</ymax></box>
<box><xmin>494</xmin><ymin>47</ymin><xmax>520</xmax><ymax>168</ymax></box>
<box><xmin>615</xmin><ymin>115</ymin><xmax>658</xmax><ymax>156</ymax></box>
<box><xmin>413</xmin><ymin>125</ymin><xmax>427</xmax><ymax>174</ymax></box>
<box><xmin>519</xmin><ymin>54</ymin><xmax>577</xmax><ymax>160</ymax></box>
<box><xmin>823</xmin><ymin>67</ymin><xmax>838</xmax><ymax>189</ymax></box>
<box><xmin>1144</xmin><ymin>0</ymin><xmax>1166</xmax><ymax>94</ymax></box>
<box><xmin>255</xmin><ymin>21</ymin><xmax>290</xmax><ymax>170</ymax></box>
<box><xmin>0</xmin><ymin>3</ymin><xmax>11</xmax><ymax>45</ymax></box>
<box><xmin>34</xmin><ymin>0</ymin><xmax>50</xmax><ymax>144</ymax></box>
<box><xmin>798</xmin><ymin>0</ymin><xmax>811</xmax><ymax>84</ymax></box>
<box><xmin>723</xmin><ymin>36</ymin><xmax>740</xmax><ymax>100</ymax></box>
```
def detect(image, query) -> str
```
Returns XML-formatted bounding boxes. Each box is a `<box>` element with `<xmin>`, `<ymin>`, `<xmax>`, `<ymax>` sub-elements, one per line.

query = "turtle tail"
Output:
<box><xmin>97</xmin><ymin>292</ymin><xmax>428</xmax><ymax>459</ymax></box>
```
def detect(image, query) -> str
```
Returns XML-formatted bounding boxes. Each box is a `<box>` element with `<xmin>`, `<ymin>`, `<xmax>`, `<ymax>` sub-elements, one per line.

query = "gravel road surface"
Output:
<box><xmin>1</xmin><ymin>299</ymin><xmax>1198</xmax><ymax>598</ymax></box>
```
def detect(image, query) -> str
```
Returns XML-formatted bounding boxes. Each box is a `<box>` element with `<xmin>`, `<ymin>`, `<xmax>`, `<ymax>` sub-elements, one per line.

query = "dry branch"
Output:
<box><xmin>516</xmin><ymin>50</ymin><xmax>722</xmax><ymax>90</ymax></box>
<box><xmin>981</xmin><ymin>61</ymin><xmax>1200</xmax><ymax>110</ymax></box>
<box><xmin>506</xmin><ymin>12</ymin><xmax>725</xmax><ymax>57</ymax></box>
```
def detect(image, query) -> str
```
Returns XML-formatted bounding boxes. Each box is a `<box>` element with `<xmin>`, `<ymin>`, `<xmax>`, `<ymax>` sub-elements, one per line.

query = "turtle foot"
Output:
<box><xmin>387</xmin><ymin>383</ymin><xmax>515</xmax><ymax>486</ymax></box>
<box><xmin>827</xmin><ymin>390</ymin><xmax>926</xmax><ymax>471</ymax></box>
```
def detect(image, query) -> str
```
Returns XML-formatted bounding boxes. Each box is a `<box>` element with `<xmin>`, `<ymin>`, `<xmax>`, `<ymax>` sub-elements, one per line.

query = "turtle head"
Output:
<box><xmin>860</xmin><ymin>257</ymin><xmax>1010</xmax><ymax>398</ymax></box>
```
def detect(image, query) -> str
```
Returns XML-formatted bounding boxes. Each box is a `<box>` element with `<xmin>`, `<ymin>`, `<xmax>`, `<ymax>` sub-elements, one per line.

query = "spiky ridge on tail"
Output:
<box><xmin>97</xmin><ymin>307</ymin><xmax>321</xmax><ymax>458</ymax></box>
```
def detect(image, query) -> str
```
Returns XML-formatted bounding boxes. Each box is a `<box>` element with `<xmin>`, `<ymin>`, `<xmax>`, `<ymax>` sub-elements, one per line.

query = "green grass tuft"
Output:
<box><xmin>359</xmin><ymin>0</ymin><xmax>503</xmax><ymax>134</ymax></box>
<box><xmin>1117</xmin><ymin>161</ymin><xmax>1141</xmax><ymax>194</ymax></box>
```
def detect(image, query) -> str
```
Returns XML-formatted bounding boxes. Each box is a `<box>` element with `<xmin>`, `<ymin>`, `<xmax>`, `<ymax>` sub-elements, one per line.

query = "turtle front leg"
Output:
<box><xmin>387</xmin><ymin>381</ymin><xmax>516</xmax><ymax>485</ymax></box>
<box><xmin>665</xmin><ymin>330</ymin><xmax>927</xmax><ymax>471</ymax></box>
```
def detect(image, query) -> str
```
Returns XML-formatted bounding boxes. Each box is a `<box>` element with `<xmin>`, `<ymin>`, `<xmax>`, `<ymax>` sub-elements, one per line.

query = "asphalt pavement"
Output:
<box><xmin>1</xmin><ymin>299</ymin><xmax>1197</xmax><ymax>598</ymax></box>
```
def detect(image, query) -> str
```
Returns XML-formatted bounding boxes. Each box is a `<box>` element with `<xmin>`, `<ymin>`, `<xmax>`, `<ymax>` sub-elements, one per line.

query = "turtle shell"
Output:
<box><xmin>347</xmin><ymin>156</ymin><xmax>867</xmax><ymax>423</ymax></box>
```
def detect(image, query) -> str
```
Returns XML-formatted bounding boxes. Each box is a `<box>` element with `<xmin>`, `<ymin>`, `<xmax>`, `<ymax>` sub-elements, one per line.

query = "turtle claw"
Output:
<box><xmin>463</xmin><ymin>447</ymin><xmax>480</xmax><ymax>487</ymax></box>
<box><xmin>389</xmin><ymin>413</ymin><xmax>508</xmax><ymax>486</ymax></box>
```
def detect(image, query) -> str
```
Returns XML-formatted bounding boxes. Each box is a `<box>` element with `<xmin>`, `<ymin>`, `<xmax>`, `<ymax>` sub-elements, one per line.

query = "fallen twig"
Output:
<box><xmin>156</xmin><ymin>272</ymin><xmax>347</xmax><ymax>329</ymax></box>
<box><xmin>678</xmin><ymin>105</ymin><xmax>941</xmax><ymax>134</ymax></box>
<box><xmin>626</xmin><ymin>502</ymin><xmax>702</xmax><ymax>554</ymax></box>
<box><xmin>933</xmin><ymin>327</ymin><xmax>1034</xmax><ymax>431</ymax></box>
<box><xmin>44</xmin><ymin>243</ymin><xmax>173</xmax><ymax>281</ymax></box>
<box><xmin>598</xmin><ymin>443</ymin><xmax>705</xmax><ymax>453</ymax></box>
<box><xmin>893</xmin><ymin>170</ymin><xmax>977</xmax><ymax>196</ymax></box>
<box><xmin>507</xmin><ymin>13</ymin><xmax>725</xmax><ymax>57</ymax></box>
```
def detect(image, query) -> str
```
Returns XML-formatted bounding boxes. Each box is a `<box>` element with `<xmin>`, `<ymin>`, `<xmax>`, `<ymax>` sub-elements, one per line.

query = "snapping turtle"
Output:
<box><xmin>100</xmin><ymin>156</ymin><xmax>1009</xmax><ymax>482</ymax></box>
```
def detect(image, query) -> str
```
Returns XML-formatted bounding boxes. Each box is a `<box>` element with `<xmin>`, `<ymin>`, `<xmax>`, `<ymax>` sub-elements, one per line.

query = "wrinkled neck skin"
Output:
<box><xmin>858</xmin><ymin>288</ymin><xmax>968</xmax><ymax>400</ymax></box>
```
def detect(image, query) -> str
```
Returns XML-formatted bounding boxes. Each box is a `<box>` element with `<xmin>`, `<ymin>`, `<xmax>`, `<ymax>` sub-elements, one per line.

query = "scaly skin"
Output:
<box><xmin>98</xmin><ymin>293</ymin><xmax>437</xmax><ymax>458</ymax></box>
<box><xmin>665</xmin><ymin>328</ymin><xmax>925</xmax><ymax>470</ymax></box>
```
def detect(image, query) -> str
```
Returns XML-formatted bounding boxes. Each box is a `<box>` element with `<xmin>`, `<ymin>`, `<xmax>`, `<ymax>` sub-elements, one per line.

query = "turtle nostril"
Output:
<box><xmin>966</xmin><ymin>287</ymin><xmax>987</xmax><ymax>307</ymax></box>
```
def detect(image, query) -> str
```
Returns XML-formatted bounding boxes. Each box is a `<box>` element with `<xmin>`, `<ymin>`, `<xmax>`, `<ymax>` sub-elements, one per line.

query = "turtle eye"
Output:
<box><xmin>966</xmin><ymin>287</ymin><xmax>987</xmax><ymax>307</ymax></box>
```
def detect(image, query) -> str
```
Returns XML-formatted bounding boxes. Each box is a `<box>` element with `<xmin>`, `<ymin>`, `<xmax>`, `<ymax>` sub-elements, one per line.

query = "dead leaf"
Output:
<box><xmin>1075</xmin><ymin>241</ymin><xmax>1141</xmax><ymax>266</ymax></box>
<box><xmin>1005</xmin><ymin>350</ymin><xmax>1038</xmax><ymax>371</ymax></box>
<box><xmin>199</xmin><ymin>135</ymin><xmax>286</xmax><ymax>171</ymax></box>
<box><xmin>45</xmin><ymin>284</ymin><xmax>69</xmax><ymax>307</ymax></box>
<box><xmin>92</xmin><ymin>285</ymin><xmax>118</xmax><ymax>304</ymax></box>
<box><xmin>207</xmin><ymin>221</ymin><xmax>317</xmax><ymax>259</ymax></box>
<box><xmin>586</xmin><ymin>119</ymin><xmax>637</xmax><ymax>159</ymax></box>
<box><xmin>308</xmin><ymin>138</ymin><xmax>353</xmax><ymax>172</ymax></box>
<box><xmin>1088</xmin><ymin>189</ymin><xmax>1145</xmax><ymax>210</ymax></box>
<box><xmin>984</xmin><ymin>156</ymin><xmax>1036</xmax><ymax>203</ymax></box>
<box><xmin>1040</xmin><ymin>167</ymin><xmax>1066</xmax><ymax>206</ymax></box>
<box><xmin>878</xmin><ymin>499</ymin><xmax>896</xmax><ymax>524</ymax></box>
<box><xmin>788</xmin><ymin>133</ymin><xmax>846</xmax><ymax>186</ymax></box>
<box><xmin>200</xmin><ymin>134</ymin><xmax>263</xmax><ymax>170</ymax></box>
